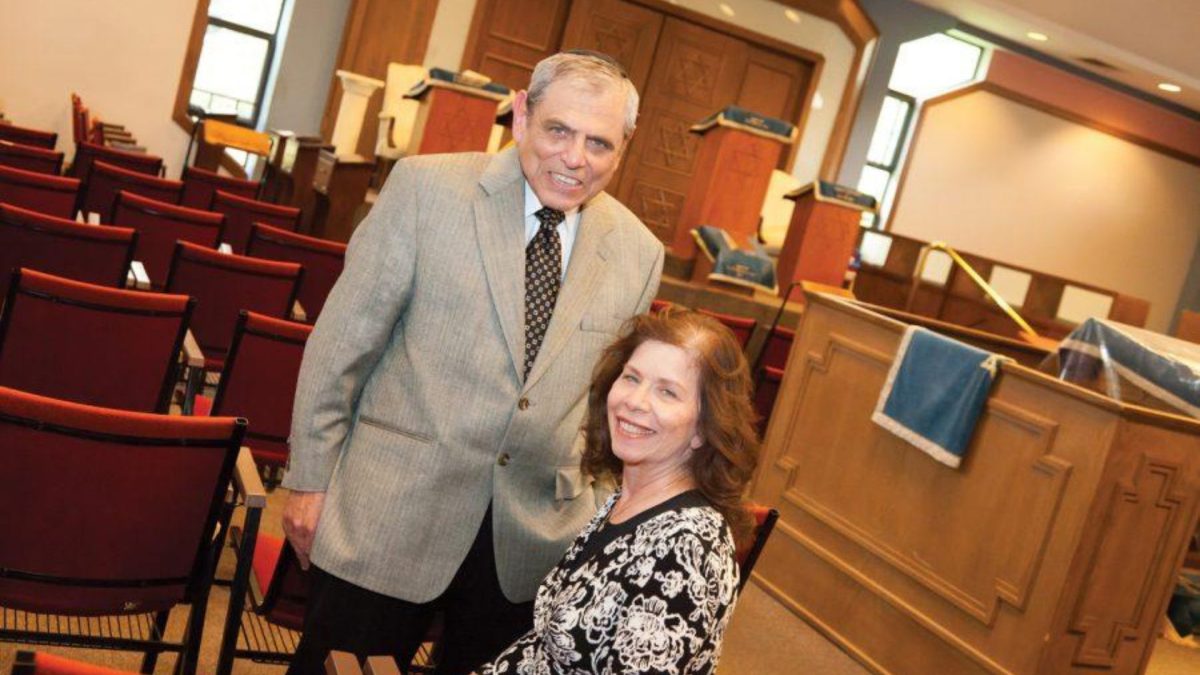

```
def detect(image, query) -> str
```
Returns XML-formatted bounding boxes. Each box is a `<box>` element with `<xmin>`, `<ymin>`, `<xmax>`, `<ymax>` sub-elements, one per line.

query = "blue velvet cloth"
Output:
<box><xmin>871</xmin><ymin>326</ymin><xmax>1003</xmax><ymax>468</ymax></box>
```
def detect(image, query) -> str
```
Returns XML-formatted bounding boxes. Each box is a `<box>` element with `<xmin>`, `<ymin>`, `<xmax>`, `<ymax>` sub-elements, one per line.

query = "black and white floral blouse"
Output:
<box><xmin>478</xmin><ymin>489</ymin><xmax>740</xmax><ymax>674</ymax></box>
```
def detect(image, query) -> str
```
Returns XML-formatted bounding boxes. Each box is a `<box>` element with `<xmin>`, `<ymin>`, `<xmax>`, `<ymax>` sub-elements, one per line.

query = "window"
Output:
<box><xmin>857</xmin><ymin>31</ymin><xmax>986</xmax><ymax>228</ymax></box>
<box><xmin>188</xmin><ymin>0</ymin><xmax>287</xmax><ymax>128</ymax></box>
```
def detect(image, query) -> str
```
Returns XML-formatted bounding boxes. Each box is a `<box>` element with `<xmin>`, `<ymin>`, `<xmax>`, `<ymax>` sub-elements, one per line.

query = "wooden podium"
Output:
<box><xmin>309</xmin><ymin>150</ymin><xmax>374</xmax><ymax>243</ymax></box>
<box><xmin>406</xmin><ymin>68</ymin><xmax>510</xmax><ymax>156</ymax></box>
<box><xmin>750</xmin><ymin>292</ymin><xmax>1200</xmax><ymax>675</ymax></box>
<box><xmin>775</xmin><ymin>181</ymin><xmax>875</xmax><ymax>296</ymax></box>
<box><xmin>670</xmin><ymin>106</ymin><xmax>797</xmax><ymax>261</ymax></box>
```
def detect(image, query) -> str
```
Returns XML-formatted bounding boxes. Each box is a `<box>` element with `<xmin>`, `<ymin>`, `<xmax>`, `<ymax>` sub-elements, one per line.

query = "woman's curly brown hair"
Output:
<box><xmin>580</xmin><ymin>307</ymin><xmax>761</xmax><ymax>546</ymax></box>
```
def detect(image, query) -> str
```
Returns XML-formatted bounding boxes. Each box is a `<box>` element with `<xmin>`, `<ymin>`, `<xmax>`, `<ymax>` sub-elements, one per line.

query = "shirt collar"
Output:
<box><xmin>523</xmin><ymin>181</ymin><xmax>581</xmax><ymax>221</ymax></box>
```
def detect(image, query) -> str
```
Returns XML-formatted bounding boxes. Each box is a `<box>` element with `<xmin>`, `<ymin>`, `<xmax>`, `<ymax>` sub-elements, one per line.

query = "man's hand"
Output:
<box><xmin>283</xmin><ymin>490</ymin><xmax>326</xmax><ymax>570</ymax></box>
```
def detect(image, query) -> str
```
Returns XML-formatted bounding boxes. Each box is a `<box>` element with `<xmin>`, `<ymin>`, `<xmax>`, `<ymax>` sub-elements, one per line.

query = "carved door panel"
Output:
<box><xmin>462</xmin><ymin>0</ymin><xmax>572</xmax><ymax>90</ymax></box>
<box><xmin>560</xmin><ymin>0</ymin><xmax>664</xmax><ymax>194</ymax></box>
<box><xmin>614</xmin><ymin>17</ymin><xmax>749</xmax><ymax>243</ymax></box>
<box><xmin>738</xmin><ymin>45</ymin><xmax>813</xmax><ymax>133</ymax></box>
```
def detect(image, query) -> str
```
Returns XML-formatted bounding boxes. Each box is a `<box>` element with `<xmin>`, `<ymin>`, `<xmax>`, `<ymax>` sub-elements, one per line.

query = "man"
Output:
<box><xmin>282</xmin><ymin>51</ymin><xmax>664</xmax><ymax>674</ymax></box>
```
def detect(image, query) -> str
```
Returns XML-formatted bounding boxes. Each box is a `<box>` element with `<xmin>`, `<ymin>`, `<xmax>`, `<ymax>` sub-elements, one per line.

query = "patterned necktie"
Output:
<box><xmin>524</xmin><ymin>207</ymin><xmax>565</xmax><ymax>378</ymax></box>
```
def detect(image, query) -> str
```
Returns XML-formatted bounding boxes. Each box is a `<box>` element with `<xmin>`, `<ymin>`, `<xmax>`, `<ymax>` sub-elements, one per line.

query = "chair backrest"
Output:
<box><xmin>699</xmin><ymin>308</ymin><xmax>758</xmax><ymax>349</ymax></box>
<box><xmin>0</xmin><ymin>268</ymin><xmax>194</xmax><ymax>413</ymax></box>
<box><xmin>0</xmin><ymin>386</ymin><xmax>243</xmax><ymax>615</ymax></box>
<box><xmin>758</xmin><ymin>325</ymin><xmax>795</xmax><ymax>371</ymax></box>
<box><xmin>213</xmin><ymin>311</ymin><xmax>312</xmax><ymax>468</ymax></box>
<box><xmin>211</xmin><ymin>189</ymin><xmax>301</xmax><ymax>254</ymax></box>
<box><xmin>247</xmin><ymin>222</ymin><xmax>347</xmax><ymax>320</ymax></box>
<box><xmin>83</xmin><ymin>160</ymin><xmax>183</xmax><ymax>222</ymax></box>
<box><xmin>753</xmin><ymin>365</ymin><xmax>785</xmax><ymax>438</ymax></box>
<box><xmin>180</xmin><ymin>166</ymin><xmax>259</xmax><ymax>210</ymax></box>
<box><xmin>0</xmin><ymin>123</ymin><xmax>57</xmax><ymax>150</ymax></box>
<box><xmin>0</xmin><ymin>164</ymin><xmax>79</xmax><ymax>219</ymax></box>
<box><xmin>0</xmin><ymin>203</ymin><xmax>135</xmax><ymax>301</ymax></box>
<box><xmin>112</xmin><ymin>191</ymin><xmax>224</xmax><ymax>288</ymax></box>
<box><xmin>0</xmin><ymin>140</ymin><xmax>64</xmax><ymax>175</ymax></box>
<box><xmin>165</xmin><ymin>241</ymin><xmax>303</xmax><ymax>369</ymax></box>
<box><xmin>735</xmin><ymin>505</ymin><xmax>779</xmax><ymax>592</ymax></box>
<box><xmin>68</xmin><ymin>140</ymin><xmax>162</xmax><ymax>186</ymax></box>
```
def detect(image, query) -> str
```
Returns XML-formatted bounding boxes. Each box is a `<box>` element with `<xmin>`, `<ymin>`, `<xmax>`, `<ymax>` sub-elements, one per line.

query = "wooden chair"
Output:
<box><xmin>0</xmin><ymin>203</ymin><xmax>135</xmax><ymax>301</ymax></box>
<box><xmin>112</xmin><ymin>191</ymin><xmax>224</xmax><ymax>289</ymax></box>
<box><xmin>0</xmin><ymin>268</ymin><xmax>194</xmax><ymax>413</ymax></box>
<box><xmin>757</xmin><ymin>325</ymin><xmax>795</xmax><ymax>372</ymax></box>
<box><xmin>194</xmin><ymin>311</ymin><xmax>312</xmax><ymax>476</ymax></box>
<box><xmin>247</xmin><ymin>222</ymin><xmax>347</xmax><ymax>320</ymax></box>
<box><xmin>698</xmin><ymin>308</ymin><xmax>758</xmax><ymax>349</ymax></box>
<box><xmin>81</xmin><ymin>160</ymin><xmax>183</xmax><ymax>222</ymax></box>
<box><xmin>0</xmin><ymin>386</ymin><xmax>261</xmax><ymax>675</ymax></box>
<box><xmin>0</xmin><ymin>122</ymin><xmax>57</xmax><ymax>150</ymax></box>
<box><xmin>0</xmin><ymin>140</ymin><xmax>64</xmax><ymax>175</ymax></box>
<box><xmin>180</xmin><ymin>165</ymin><xmax>259</xmax><ymax>210</ymax></box>
<box><xmin>211</xmin><ymin>189</ymin><xmax>302</xmax><ymax>254</ymax></box>
<box><xmin>165</xmin><ymin>241</ymin><xmax>303</xmax><ymax>373</ymax></box>
<box><xmin>68</xmin><ymin>140</ymin><xmax>162</xmax><ymax>187</ymax></box>
<box><xmin>0</xmin><ymin>164</ymin><xmax>79</xmax><ymax>219</ymax></box>
<box><xmin>736</xmin><ymin>505</ymin><xmax>780</xmax><ymax>593</ymax></box>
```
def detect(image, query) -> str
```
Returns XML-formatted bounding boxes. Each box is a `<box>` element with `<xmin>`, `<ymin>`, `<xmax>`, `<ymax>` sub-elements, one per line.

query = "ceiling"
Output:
<box><xmin>910</xmin><ymin>0</ymin><xmax>1200</xmax><ymax>115</ymax></box>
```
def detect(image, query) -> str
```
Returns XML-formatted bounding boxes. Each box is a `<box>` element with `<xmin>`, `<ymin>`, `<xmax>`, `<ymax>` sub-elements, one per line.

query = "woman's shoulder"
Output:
<box><xmin>637</xmin><ymin>493</ymin><xmax>734</xmax><ymax>548</ymax></box>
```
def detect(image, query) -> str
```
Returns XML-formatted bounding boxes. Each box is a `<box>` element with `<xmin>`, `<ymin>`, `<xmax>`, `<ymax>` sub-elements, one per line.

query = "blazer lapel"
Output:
<box><xmin>475</xmin><ymin>149</ymin><xmax>526</xmax><ymax>378</ymax></box>
<box><xmin>523</xmin><ymin>198</ymin><xmax>615</xmax><ymax>392</ymax></box>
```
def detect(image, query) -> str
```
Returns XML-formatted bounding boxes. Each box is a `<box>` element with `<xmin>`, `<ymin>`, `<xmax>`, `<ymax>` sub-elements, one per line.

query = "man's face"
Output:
<box><xmin>512</xmin><ymin>77</ymin><xmax>629</xmax><ymax>212</ymax></box>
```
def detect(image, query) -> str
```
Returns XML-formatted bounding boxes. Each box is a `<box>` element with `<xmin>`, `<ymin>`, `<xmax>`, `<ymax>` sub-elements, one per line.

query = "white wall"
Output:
<box><xmin>0</xmin><ymin>0</ymin><xmax>198</xmax><ymax>176</ymax></box>
<box><xmin>426</xmin><ymin>0</ymin><xmax>854</xmax><ymax>186</ymax></box>
<box><xmin>265</xmin><ymin>0</ymin><xmax>351</xmax><ymax>135</ymax></box>
<box><xmin>889</xmin><ymin>90</ymin><xmax>1200</xmax><ymax>332</ymax></box>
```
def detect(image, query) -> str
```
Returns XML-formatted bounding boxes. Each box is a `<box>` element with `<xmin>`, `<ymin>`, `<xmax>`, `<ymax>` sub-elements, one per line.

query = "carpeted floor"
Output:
<box><xmin>3</xmin><ymin>489</ymin><xmax>1198</xmax><ymax>674</ymax></box>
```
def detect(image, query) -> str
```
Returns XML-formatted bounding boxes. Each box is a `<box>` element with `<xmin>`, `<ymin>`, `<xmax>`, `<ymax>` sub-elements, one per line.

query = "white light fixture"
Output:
<box><xmin>1158</xmin><ymin>82</ymin><xmax>1183</xmax><ymax>93</ymax></box>
<box><xmin>719</xmin><ymin>3</ymin><xmax>735</xmax><ymax>17</ymax></box>
<box><xmin>1026</xmin><ymin>32</ymin><xmax>1049</xmax><ymax>42</ymax></box>
<box><xmin>812</xmin><ymin>92</ymin><xmax>824</xmax><ymax>110</ymax></box>
<box><xmin>784</xmin><ymin>9</ymin><xmax>801</xmax><ymax>23</ymax></box>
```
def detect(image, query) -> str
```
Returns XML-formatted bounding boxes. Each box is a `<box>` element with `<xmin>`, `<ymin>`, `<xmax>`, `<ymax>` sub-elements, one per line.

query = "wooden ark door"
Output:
<box><xmin>465</xmin><ymin>0</ymin><xmax>815</xmax><ymax>246</ymax></box>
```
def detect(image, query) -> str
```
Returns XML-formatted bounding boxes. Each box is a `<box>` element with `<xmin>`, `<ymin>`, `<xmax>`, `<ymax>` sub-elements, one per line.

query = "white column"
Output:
<box><xmin>331</xmin><ymin>69</ymin><xmax>385</xmax><ymax>156</ymax></box>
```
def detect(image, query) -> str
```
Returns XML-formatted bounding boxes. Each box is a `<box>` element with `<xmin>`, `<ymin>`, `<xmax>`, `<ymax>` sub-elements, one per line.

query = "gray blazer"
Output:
<box><xmin>284</xmin><ymin>147</ymin><xmax>664</xmax><ymax>603</ymax></box>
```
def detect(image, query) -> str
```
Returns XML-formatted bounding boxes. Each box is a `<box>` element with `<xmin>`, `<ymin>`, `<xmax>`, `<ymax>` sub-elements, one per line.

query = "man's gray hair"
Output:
<box><xmin>526</xmin><ymin>50</ymin><xmax>640</xmax><ymax>138</ymax></box>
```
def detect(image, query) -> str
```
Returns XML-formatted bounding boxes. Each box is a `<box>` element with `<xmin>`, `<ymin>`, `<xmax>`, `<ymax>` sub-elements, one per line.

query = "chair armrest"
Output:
<box><xmin>183</xmin><ymin>329</ymin><xmax>205</xmax><ymax>369</ymax></box>
<box><xmin>234</xmin><ymin>446</ymin><xmax>267</xmax><ymax>510</ymax></box>
<box><xmin>325</xmin><ymin>652</ymin><xmax>364</xmax><ymax>675</ymax></box>
<box><xmin>291</xmin><ymin>300</ymin><xmax>307</xmax><ymax>323</ymax></box>
<box><xmin>125</xmin><ymin>260</ymin><xmax>150</xmax><ymax>290</ymax></box>
<box><xmin>181</xmin><ymin>330</ymin><xmax>206</xmax><ymax>415</ymax></box>
<box><xmin>364</xmin><ymin>656</ymin><xmax>403</xmax><ymax>675</ymax></box>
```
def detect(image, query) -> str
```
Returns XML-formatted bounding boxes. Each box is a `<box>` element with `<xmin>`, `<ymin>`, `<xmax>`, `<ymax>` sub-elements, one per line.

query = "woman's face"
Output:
<box><xmin>606</xmin><ymin>339</ymin><xmax>704</xmax><ymax>474</ymax></box>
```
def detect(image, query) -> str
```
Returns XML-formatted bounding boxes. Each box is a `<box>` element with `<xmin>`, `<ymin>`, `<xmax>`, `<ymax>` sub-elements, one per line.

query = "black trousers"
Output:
<box><xmin>286</xmin><ymin>508</ymin><xmax>534</xmax><ymax>675</ymax></box>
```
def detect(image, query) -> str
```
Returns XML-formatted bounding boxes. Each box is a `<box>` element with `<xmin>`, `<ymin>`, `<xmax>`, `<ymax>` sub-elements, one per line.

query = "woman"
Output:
<box><xmin>479</xmin><ymin>308</ymin><xmax>760</xmax><ymax>674</ymax></box>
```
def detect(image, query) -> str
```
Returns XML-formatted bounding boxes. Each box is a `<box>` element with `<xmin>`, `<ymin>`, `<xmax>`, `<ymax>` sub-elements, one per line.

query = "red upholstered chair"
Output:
<box><xmin>11</xmin><ymin>651</ymin><xmax>135</xmax><ymax>674</ymax></box>
<box><xmin>82</xmin><ymin>160</ymin><xmax>183</xmax><ymax>222</ymax></box>
<box><xmin>0</xmin><ymin>122</ymin><xmax>57</xmax><ymax>150</ymax></box>
<box><xmin>735</xmin><ymin>504</ymin><xmax>780</xmax><ymax>593</ymax></box>
<box><xmin>698</xmin><ymin>308</ymin><xmax>758</xmax><ymax>350</ymax></box>
<box><xmin>165</xmin><ymin>241</ymin><xmax>303</xmax><ymax>373</ymax></box>
<box><xmin>217</xmin><ymin>532</ymin><xmax>311</xmax><ymax>670</ymax></box>
<box><xmin>758</xmin><ymin>325</ymin><xmax>795</xmax><ymax>371</ymax></box>
<box><xmin>0</xmin><ymin>203</ymin><xmax>135</xmax><ymax>301</ymax></box>
<box><xmin>0</xmin><ymin>386</ymin><xmax>258</xmax><ymax>675</ymax></box>
<box><xmin>247</xmin><ymin>222</ymin><xmax>347</xmax><ymax>320</ymax></box>
<box><xmin>68</xmin><ymin>140</ymin><xmax>162</xmax><ymax>186</ymax></box>
<box><xmin>211</xmin><ymin>189</ymin><xmax>301</xmax><ymax>254</ymax></box>
<box><xmin>112</xmin><ymin>191</ymin><xmax>224</xmax><ymax>289</ymax></box>
<box><xmin>180</xmin><ymin>166</ymin><xmax>259</xmax><ymax>210</ymax></box>
<box><xmin>0</xmin><ymin>268</ymin><xmax>194</xmax><ymax>413</ymax></box>
<box><xmin>753</xmin><ymin>365</ymin><xmax>785</xmax><ymax>439</ymax></box>
<box><xmin>196</xmin><ymin>311</ymin><xmax>312</xmax><ymax>475</ymax></box>
<box><xmin>0</xmin><ymin>165</ymin><xmax>79</xmax><ymax>219</ymax></box>
<box><xmin>0</xmin><ymin>140</ymin><xmax>65</xmax><ymax>175</ymax></box>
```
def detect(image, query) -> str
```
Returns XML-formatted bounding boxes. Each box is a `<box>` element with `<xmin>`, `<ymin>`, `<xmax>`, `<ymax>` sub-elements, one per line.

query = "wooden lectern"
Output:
<box><xmin>308</xmin><ymin>150</ymin><xmax>374</xmax><ymax>243</ymax></box>
<box><xmin>775</xmin><ymin>181</ymin><xmax>875</xmax><ymax>296</ymax></box>
<box><xmin>405</xmin><ymin>68</ymin><xmax>510</xmax><ymax>156</ymax></box>
<box><xmin>751</xmin><ymin>292</ymin><xmax>1200</xmax><ymax>675</ymax></box>
<box><xmin>671</xmin><ymin>106</ymin><xmax>797</xmax><ymax>262</ymax></box>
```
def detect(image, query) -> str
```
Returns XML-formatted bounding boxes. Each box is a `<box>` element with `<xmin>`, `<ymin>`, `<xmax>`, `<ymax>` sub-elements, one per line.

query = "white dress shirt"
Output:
<box><xmin>523</xmin><ymin>180</ymin><xmax>580</xmax><ymax>280</ymax></box>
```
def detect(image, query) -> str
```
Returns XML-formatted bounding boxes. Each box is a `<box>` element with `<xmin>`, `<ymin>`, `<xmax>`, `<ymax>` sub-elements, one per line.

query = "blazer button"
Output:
<box><xmin>518</xmin><ymin>397</ymin><xmax>530</xmax><ymax>411</ymax></box>
<box><xmin>497</xmin><ymin>452</ymin><xmax>510</xmax><ymax>466</ymax></box>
